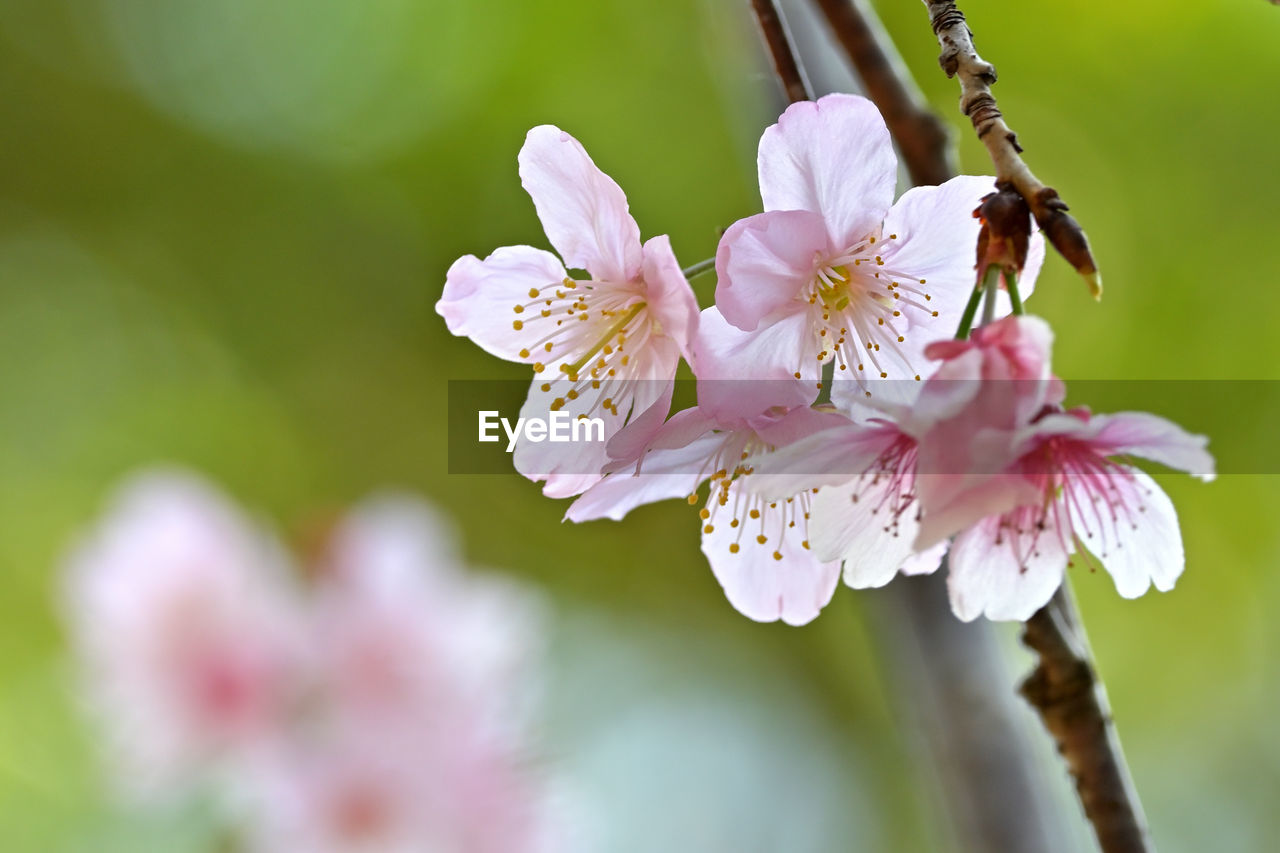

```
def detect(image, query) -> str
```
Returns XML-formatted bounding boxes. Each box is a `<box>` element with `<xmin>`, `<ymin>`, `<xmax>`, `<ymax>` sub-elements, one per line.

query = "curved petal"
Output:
<box><xmin>809</xmin><ymin>479</ymin><xmax>928</xmax><ymax>587</ymax></box>
<box><xmin>1068</xmin><ymin>468</ymin><xmax>1184</xmax><ymax>598</ymax></box>
<box><xmin>946</xmin><ymin>515</ymin><xmax>1069</xmax><ymax>622</ymax></box>
<box><xmin>640</xmin><ymin>234</ymin><xmax>700</xmax><ymax>363</ymax></box>
<box><xmin>880</xmin><ymin>175</ymin><xmax>987</xmax><ymax>304</ymax></box>
<box><xmin>1088</xmin><ymin>411</ymin><xmax>1215</xmax><ymax>481</ymax></box>
<box><xmin>511</xmin><ymin>378</ymin><xmax>619</xmax><ymax>498</ymax></box>
<box><xmin>692</xmin><ymin>307</ymin><xmax>819</xmax><ymax>424</ymax></box>
<box><xmin>914</xmin><ymin>471</ymin><xmax>1041</xmax><ymax>551</ymax></box>
<box><xmin>757</xmin><ymin>94</ymin><xmax>896</xmax><ymax>249</ymax></box>
<box><xmin>700</xmin><ymin>481</ymin><xmax>840</xmax><ymax>625</ymax></box>
<box><xmin>714</xmin><ymin>210</ymin><xmax>829</xmax><ymax>331</ymax></box>
<box><xmin>566</xmin><ymin>432</ymin><xmax>727</xmax><ymax>522</ymax></box>
<box><xmin>518</xmin><ymin>125</ymin><xmax>642</xmax><ymax>283</ymax></box>
<box><xmin>899</xmin><ymin>541</ymin><xmax>947</xmax><ymax>576</ymax></box>
<box><xmin>603</xmin><ymin>378</ymin><xmax>675</xmax><ymax>469</ymax></box>
<box><xmin>746</xmin><ymin>421</ymin><xmax>898</xmax><ymax>498</ymax></box>
<box><xmin>437</xmin><ymin>246</ymin><xmax>569</xmax><ymax>363</ymax></box>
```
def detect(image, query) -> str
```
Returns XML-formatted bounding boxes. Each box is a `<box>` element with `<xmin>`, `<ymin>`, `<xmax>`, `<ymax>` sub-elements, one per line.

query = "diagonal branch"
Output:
<box><xmin>750</xmin><ymin>0</ymin><xmax>814</xmax><ymax>103</ymax></box>
<box><xmin>811</xmin><ymin>0</ymin><xmax>955</xmax><ymax>186</ymax></box>
<box><xmin>921</xmin><ymin>0</ymin><xmax>1102</xmax><ymax>298</ymax></box>
<box><xmin>1021</xmin><ymin>588</ymin><xmax>1154</xmax><ymax>853</ymax></box>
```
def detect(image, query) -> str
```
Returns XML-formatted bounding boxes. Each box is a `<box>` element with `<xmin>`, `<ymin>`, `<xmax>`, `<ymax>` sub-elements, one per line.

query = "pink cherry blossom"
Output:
<box><xmin>438</xmin><ymin>125</ymin><xmax>699</xmax><ymax>497</ymax></box>
<box><xmin>714</xmin><ymin>93</ymin><xmax>1044</xmax><ymax>395</ymax></box>
<box><xmin>568</xmin><ymin>400</ymin><xmax>845</xmax><ymax>626</ymax></box>
<box><xmin>62</xmin><ymin>473</ymin><xmax>565</xmax><ymax>850</ymax></box>
<box><xmin>746</xmin><ymin>417</ymin><xmax>946</xmax><ymax>590</ymax></box>
<box><xmin>935</xmin><ymin>406</ymin><xmax>1214</xmax><ymax>621</ymax></box>
<box><xmin>60</xmin><ymin>471</ymin><xmax>306</xmax><ymax>799</ymax></box>
<box><xmin>243</xmin><ymin>496</ymin><xmax>558</xmax><ymax>853</ymax></box>
<box><xmin>909</xmin><ymin>314</ymin><xmax>1066</xmax><ymax>548</ymax></box>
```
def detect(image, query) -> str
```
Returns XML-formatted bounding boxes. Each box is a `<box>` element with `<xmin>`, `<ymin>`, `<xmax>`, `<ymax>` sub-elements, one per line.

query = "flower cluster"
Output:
<box><xmin>440</xmin><ymin>93</ymin><xmax>1212</xmax><ymax>625</ymax></box>
<box><xmin>61</xmin><ymin>471</ymin><xmax>560</xmax><ymax>853</ymax></box>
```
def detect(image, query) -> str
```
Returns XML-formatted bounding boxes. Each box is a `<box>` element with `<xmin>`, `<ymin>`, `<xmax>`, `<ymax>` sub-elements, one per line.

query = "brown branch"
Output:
<box><xmin>921</xmin><ymin>0</ymin><xmax>1102</xmax><ymax>298</ymax></box>
<box><xmin>1021</xmin><ymin>588</ymin><xmax>1154</xmax><ymax>853</ymax></box>
<box><xmin>811</xmin><ymin>0</ymin><xmax>955</xmax><ymax>186</ymax></box>
<box><xmin>750</xmin><ymin>0</ymin><xmax>814</xmax><ymax>104</ymax></box>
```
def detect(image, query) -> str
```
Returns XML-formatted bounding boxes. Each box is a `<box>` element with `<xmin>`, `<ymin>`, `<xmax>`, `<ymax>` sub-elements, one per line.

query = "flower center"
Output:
<box><xmin>510</xmin><ymin>277</ymin><xmax>653</xmax><ymax>418</ymax></box>
<box><xmin>799</xmin><ymin>233</ymin><xmax>940</xmax><ymax>393</ymax></box>
<box><xmin>685</xmin><ymin>437</ymin><xmax>816</xmax><ymax>562</ymax></box>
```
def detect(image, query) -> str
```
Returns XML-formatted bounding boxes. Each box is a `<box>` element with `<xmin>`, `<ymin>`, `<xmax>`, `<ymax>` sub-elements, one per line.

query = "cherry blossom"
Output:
<box><xmin>62</xmin><ymin>473</ymin><xmax>564</xmax><ymax>850</ymax></box>
<box><xmin>745</xmin><ymin>415</ymin><xmax>946</xmax><ymax>591</ymax></box>
<box><xmin>713</xmin><ymin>93</ymin><xmax>1043</xmax><ymax>396</ymax></box>
<box><xmin>242</xmin><ymin>496</ymin><xmax>558</xmax><ymax>853</ymax></box>
<box><xmin>932</xmin><ymin>406</ymin><xmax>1214</xmax><ymax>621</ymax></box>
<box><xmin>438</xmin><ymin>125</ymin><xmax>699</xmax><ymax>497</ymax></box>
<box><xmin>567</xmin><ymin>382</ymin><xmax>845</xmax><ymax>626</ymax></box>
<box><xmin>60</xmin><ymin>471</ymin><xmax>306</xmax><ymax>799</ymax></box>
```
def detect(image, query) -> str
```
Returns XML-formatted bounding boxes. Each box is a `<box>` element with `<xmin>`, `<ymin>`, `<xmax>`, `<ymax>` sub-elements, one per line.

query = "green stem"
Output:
<box><xmin>681</xmin><ymin>257</ymin><xmax>716</xmax><ymax>279</ymax></box>
<box><xmin>954</xmin><ymin>265</ymin><xmax>1000</xmax><ymax>340</ymax></box>
<box><xmin>814</xmin><ymin>359</ymin><xmax>835</xmax><ymax>406</ymax></box>
<box><xmin>1006</xmin><ymin>269</ymin><xmax>1024</xmax><ymax>315</ymax></box>
<box><xmin>980</xmin><ymin>266</ymin><xmax>999</xmax><ymax>326</ymax></box>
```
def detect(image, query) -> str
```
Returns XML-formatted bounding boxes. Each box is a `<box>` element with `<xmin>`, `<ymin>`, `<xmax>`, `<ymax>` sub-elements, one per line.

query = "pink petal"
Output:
<box><xmin>746</xmin><ymin>421</ymin><xmax>899</xmax><ymax>498</ymax></box>
<box><xmin>946</xmin><ymin>515</ymin><xmax>1069</xmax><ymax>621</ymax></box>
<box><xmin>809</xmin><ymin>478</ymin><xmax>932</xmax><ymax>588</ymax></box>
<box><xmin>640</xmin><ymin>235</ymin><xmax>700</xmax><ymax>364</ymax></box>
<box><xmin>913</xmin><ymin>471</ymin><xmax>1041</xmax><ymax>551</ymax></box>
<box><xmin>518</xmin><ymin>126</ymin><xmax>642</xmax><ymax>283</ymax></box>
<box><xmin>1088</xmin><ymin>411</ymin><xmax>1215</xmax><ymax>481</ymax></box>
<box><xmin>510</xmin><ymin>378</ymin><xmax>618</xmax><ymax>498</ymax></box>
<box><xmin>1067</xmin><ymin>468</ymin><xmax>1184</xmax><ymax>598</ymax></box>
<box><xmin>700</xmin><ymin>481</ymin><xmax>840</xmax><ymax>625</ymax></box>
<box><xmin>566</xmin><ymin>432</ymin><xmax>725</xmax><ymax>523</ymax></box>
<box><xmin>437</xmin><ymin>246</ymin><xmax>569</xmax><ymax>363</ymax></box>
<box><xmin>757</xmin><ymin>94</ymin><xmax>896</xmax><ymax>249</ymax></box>
<box><xmin>692</xmin><ymin>307</ymin><xmax>818</xmax><ymax>424</ymax></box>
<box><xmin>714</xmin><ymin>210</ymin><xmax>829</xmax><ymax>331</ymax></box>
<box><xmin>603</xmin><ymin>379</ymin><xmax>676</xmax><ymax>470</ymax></box>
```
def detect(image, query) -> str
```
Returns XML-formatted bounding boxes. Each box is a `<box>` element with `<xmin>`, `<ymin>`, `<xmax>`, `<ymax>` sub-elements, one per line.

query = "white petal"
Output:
<box><xmin>757</xmin><ymin>94</ymin><xmax>896</xmax><ymax>249</ymax></box>
<box><xmin>1068</xmin><ymin>468</ymin><xmax>1185</xmax><ymax>598</ymax></box>
<box><xmin>700</xmin><ymin>481</ymin><xmax>839</xmax><ymax>626</ymax></box>
<box><xmin>519</xmin><ymin>125</ymin><xmax>642</xmax><ymax>282</ymax></box>
<box><xmin>437</xmin><ymin>246</ymin><xmax>569</xmax><ymax>363</ymax></box>
<box><xmin>946</xmin><ymin>515</ymin><xmax>1070</xmax><ymax>622</ymax></box>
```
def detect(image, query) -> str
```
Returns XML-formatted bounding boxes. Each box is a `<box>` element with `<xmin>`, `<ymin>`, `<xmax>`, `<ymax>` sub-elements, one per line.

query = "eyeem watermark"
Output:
<box><xmin>478</xmin><ymin>410</ymin><xmax>606</xmax><ymax>452</ymax></box>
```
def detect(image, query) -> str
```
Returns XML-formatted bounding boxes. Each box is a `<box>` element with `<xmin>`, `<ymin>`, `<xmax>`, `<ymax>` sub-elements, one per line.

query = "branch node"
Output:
<box><xmin>922</xmin><ymin>0</ymin><xmax>1101</xmax><ymax>297</ymax></box>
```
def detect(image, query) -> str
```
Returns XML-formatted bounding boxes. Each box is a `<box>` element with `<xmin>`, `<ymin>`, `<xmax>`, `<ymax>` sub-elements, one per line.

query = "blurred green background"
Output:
<box><xmin>0</xmin><ymin>0</ymin><xmax>1277</xmax><ymax>850</ymax></box>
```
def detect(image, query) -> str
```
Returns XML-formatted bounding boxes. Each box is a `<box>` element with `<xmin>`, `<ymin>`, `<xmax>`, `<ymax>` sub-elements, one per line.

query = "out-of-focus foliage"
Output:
<box><xmin>0</xmin><ymin>0</ymin><xmax>1276</xmax><ymax>850</ymax></box>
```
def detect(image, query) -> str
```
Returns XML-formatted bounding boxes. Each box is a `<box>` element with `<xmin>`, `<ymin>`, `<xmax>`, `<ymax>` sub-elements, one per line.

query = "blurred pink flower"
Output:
<box><xmin>712</xmin><ymin>93</ymin><xmax>1043</xmax><ymax>396</ymax></box>
<box><xmin>62</xmin><ymin>473</ymin><xmax>563</xmax><ymax>851</ymax></box>
<box><xmin>244</xmin><ymin>497</ymin><xmax>557</xmax><ymax>853</ymax></box>
<box><xmin>61</xmin><ymin>471</ymin><xmax>305</xmax><ymax>799</ymax></box>
<box><xmin>438</xmin><ymin>125</ymin><xmax>699</xmax><ymax>498</ymax></box>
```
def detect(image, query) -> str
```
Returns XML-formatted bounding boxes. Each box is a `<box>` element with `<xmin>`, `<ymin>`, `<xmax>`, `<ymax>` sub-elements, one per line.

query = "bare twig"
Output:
<box><xmin>811</xmin><ymin>0</ymin><xmax>955</xmax><ymax>186</ymax></box>
<box><xmin>921</xmin><ymin>0</ymin><xmax>1102</xmax><ymax>298</ymax></box>
<box><xmin>1021</xmin><ymin>588</ymin><xmax>1154</xmax><ymax>853</ymax></box>
<box><xmin>750</xmin><ymin>0</ymin><xmax>814</xmax><ymax>103</ymax></box>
